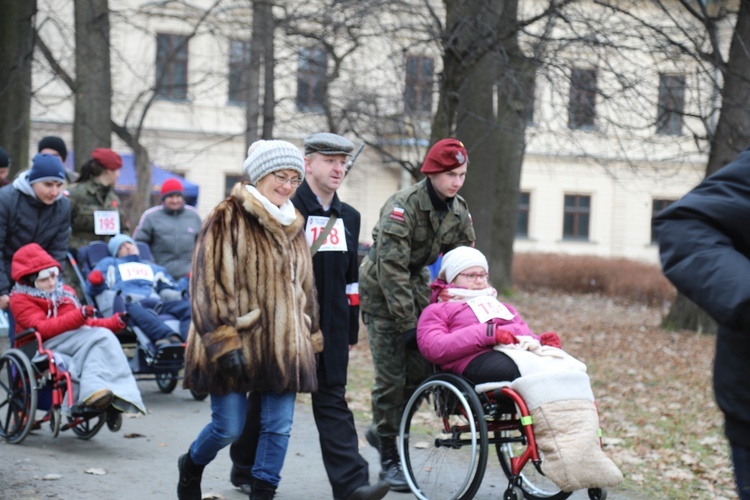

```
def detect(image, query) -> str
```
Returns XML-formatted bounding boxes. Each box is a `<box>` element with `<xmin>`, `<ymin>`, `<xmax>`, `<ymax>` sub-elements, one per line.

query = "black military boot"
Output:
<box><xmin>250</xmin><ymin>477</ymin><xmax>277</xmax><ymax>499</ymax></box>
<box><xmin>378</xmin><ymin>436</ymin><xmax>410</xmax><ymax>492</ymax></box>
<box><xmin>177</xmin><ymin>452</ymin><xmax>205</xmax><ymax>500</ymax></box>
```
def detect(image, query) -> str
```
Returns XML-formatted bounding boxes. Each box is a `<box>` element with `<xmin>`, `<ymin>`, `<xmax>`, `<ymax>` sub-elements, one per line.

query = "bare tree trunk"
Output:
<box><xmin>433</xmin><ymin>0</ymin><xmax>530</xmax><ymax>293</ymax></box>
<box><xmin>662</xmin><ymin>294</ymin><xmax>717</xmax><ymax>334</ymax></box>
<box><xmin>664</xmin><ymin>1</ymin><xmax>750</xmax><ymax>333</ymax></box>
<box><xmin>260</xmin><ymin>1</ymin><xmax>275</xmax><ymax>139</ymax></box>
<box><xmin>245</xmin><ymin>0</ymin><xmax>264</xmax><ymax>149</ymax></box>
<box><xmin>73</xmin><ymin>0</ymin><xmax>112</xmax><ymax>168</ymax></box>
<box><xmin>0</xmin><ymin>0</ymin><xmax>36</xmax><ymax>177</ymax></box>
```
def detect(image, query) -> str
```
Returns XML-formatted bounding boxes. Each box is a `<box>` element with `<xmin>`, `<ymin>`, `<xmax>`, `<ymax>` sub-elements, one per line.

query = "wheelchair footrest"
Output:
<box><xmin>152</xmin><ymin>345</ymin><xmax>184</xmax><ymax>364</ymax></box>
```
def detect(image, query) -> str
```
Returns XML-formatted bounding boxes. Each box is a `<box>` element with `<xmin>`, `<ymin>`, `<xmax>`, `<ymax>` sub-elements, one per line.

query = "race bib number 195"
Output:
<box><xmin>94</xmin><ymin>210</ymin><xmax>120</xmax><ymax>235</ymax></box>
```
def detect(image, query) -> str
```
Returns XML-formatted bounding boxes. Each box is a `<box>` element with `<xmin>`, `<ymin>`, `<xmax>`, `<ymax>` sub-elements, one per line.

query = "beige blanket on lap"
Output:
<box><xmin>510</xmin><ymin>371</ymin><xmax>623</xmax><ymax>492</ymax></box>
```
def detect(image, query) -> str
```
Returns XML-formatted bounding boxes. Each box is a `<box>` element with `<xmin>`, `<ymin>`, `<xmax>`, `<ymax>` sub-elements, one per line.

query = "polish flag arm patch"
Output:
<box><xmin>390</xmin><ymin>207</ymin><xmax>405</xmax><ymax>222</ymax></box>
<box><xmin>346</xmin><ymin>282</ymin><xmax>359</xmax><ymax>306</ymax></box>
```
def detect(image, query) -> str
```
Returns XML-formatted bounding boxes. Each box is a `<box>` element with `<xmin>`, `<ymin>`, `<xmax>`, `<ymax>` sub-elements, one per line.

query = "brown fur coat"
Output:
<box><xmin>183</xmin><ymin>182</ymin><xmax>322</xmax><ymax>395</ymax></box>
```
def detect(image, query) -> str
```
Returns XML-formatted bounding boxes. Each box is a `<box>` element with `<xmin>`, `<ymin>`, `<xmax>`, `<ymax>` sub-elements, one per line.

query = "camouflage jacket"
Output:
<box><xmin>359</xmin><ymin>178</ymin><xmax>475</xmax><ymax>332</ymax></box>
<box><xmin>67</xmin><ymin>179</ymin><xmax>129</xmax><ymax>250</ymax></box>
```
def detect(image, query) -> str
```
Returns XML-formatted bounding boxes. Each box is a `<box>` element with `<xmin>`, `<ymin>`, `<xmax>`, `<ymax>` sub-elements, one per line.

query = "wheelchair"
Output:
<box><xmin>67</xmin><ymin>241</ymin><xmax>206</xmax><ymax>401</ymax></box>
<box><xmin>398</xmin><ymin>372</ymin><xmax>608</xmax><ymax>500</ymax></box>
<box><xmin>0</xmin><ymin>328</ymin><xmax>122</xmax><ymax>444</ymax></box>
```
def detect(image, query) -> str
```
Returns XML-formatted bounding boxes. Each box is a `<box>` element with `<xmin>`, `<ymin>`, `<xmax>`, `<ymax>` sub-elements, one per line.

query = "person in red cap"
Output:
<box><xmin>134</xmin><ymin>177</ymin><xmax>202</xmax><ymax>280</ymax></box>
<box><xmin>358</xmin><ymin>138</ymin><xmax>476</xmax><ymax>491</ymax></box>
<box><xmin>68</xmin><ymin>148</ymin><xmax>129</xmax><ymax>251</ymax></box>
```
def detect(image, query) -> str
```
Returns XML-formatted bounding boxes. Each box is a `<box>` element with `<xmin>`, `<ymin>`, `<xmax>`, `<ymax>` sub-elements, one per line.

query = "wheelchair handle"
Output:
<box><xmin>15</xmin><ymin>328</ymin><xmax>36</xmax><ymax>342</ymax></box>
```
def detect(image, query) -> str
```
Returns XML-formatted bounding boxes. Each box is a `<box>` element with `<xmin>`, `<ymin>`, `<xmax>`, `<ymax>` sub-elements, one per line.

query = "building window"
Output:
<box><xmin>657</xmin><ymin>74</ymin><xmax>685</xmax><ymax>136</ymax></box>
<box><xmin>525</xmin><ymin>76</ymin><xmax>536</xmax><ymax>125</ymax></box>
<box><xmin>516</xmin><ymin>192</ymin><xmax>530</xmax><ymax>237</ymax></box>
<box><xmin>568</xmin><ymin>68</ymin><xmax>597</xmax><ymax>130</ymax></box>
<box><xmin>563</xmin><ymin>194</ymin><xmax>590</xmax><ymax>240</ymax></box>
<box><xmin>156</xmin><ymin>33</ymin><xmax>189</xmax><ymax>100</ymax></box>
<box><xmin>225</xmin><ymin>174</ymin><xmax>243</xmax><ymax>198</ymax></box>
<box><xmin>296</xmin><ymin>46</ymin><xmax>327</xmax><ymax>112</ymax></box>
<box><xmin>405</xmin><ymin>55</ymin><xmax>434</xmax><ymax>115</ymax></box>
<box><xmin>228</xmin><ymin>39</ymin><xmax>251</xmax><ymax>104</ymax></box>
<box><xmin>651</xmin><ymin>198</ymin><xmax>675</xmax><ymax>243</ymax></box>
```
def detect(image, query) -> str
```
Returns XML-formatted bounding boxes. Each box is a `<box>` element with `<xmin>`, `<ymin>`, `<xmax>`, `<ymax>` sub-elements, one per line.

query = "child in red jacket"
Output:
<box><xmin>9</xmin><ymin>243</ymin><xmax>145</xmax><ymax>414</ymax></box>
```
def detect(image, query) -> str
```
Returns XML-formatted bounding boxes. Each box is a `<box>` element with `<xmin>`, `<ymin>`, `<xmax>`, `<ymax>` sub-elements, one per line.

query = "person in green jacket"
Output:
<box><xmin>359</xmin><ymin>138</ymin><xmax>475</xmax><ymax>491</ymax></box>
<box><xmin>68</xmin><ymin>148</ymin><xmax>129</xmax><ymax>251</ymax></box>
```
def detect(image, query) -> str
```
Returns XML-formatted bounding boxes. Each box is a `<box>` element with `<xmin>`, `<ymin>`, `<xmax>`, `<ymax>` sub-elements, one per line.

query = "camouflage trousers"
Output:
<box><xmin>364</xmin><ymin>312</ymin><xmax>431</xmax><ymax>438</ymax></box>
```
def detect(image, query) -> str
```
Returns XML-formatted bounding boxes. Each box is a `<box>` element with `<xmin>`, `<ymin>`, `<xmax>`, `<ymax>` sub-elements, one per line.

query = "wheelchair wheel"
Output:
<box><xmin>69</xmin><ymin>413</ymin><xmax>105</xmax><ymax>440</ymax></box>
<box><xmin>0</xmin><ymin>349</ymin><xmax>38</xmax><ymax>444</ymax></box>
<box><xmin>49</xmin><ymin>408</ymin><xmax>62</xmax><ymax>438</ymax></box>
<box><xmin>495</xmin><ymin>416</ymin><xmax>572</xmax><ymax>500</ymax></box>
<box><xmin>106</xmin><ymin>409</ymin><xmax>122</xmax><ymax>432</ymax></box>
<box><xmin>399</xmin><ymin>373</ymin><xmax>488</xmax><ymax>500</ymax></box>
<box><xmin>156</xmin><ymin>372</ymin><xmax>178</xmax><ymax>393</ymax></box>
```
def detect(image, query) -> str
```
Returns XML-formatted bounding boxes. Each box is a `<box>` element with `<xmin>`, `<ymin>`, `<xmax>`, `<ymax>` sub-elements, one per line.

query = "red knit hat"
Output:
<box><xmin>161</xmin><ymin>178</ymin><xmax>184</xmax><ymax>199</ymax></box>
<box><xmin>91</xmin><ymin>148</ymin><xmax>123</xmax><ymax>170</ymax></box>
<box><xmin>420</xmin><ymin>138</ymin><xmax>468</xmax><ymax>174</ymax></box>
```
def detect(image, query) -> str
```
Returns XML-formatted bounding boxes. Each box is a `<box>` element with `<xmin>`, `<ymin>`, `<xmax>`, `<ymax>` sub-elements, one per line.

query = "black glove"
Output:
<box><xmin>401</xmin><ymin>328</ymin><xmax>418</xmax><ymax>350</ymax></box>
<box><xmin>217</xmin><ymin>349</ymin><xmax>248</xmax><ymax>382</ymax></box>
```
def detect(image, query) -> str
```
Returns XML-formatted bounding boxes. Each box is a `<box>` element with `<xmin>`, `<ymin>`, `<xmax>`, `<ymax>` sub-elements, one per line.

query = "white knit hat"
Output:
<box><xmin>35</xmin><ymin>266</ymin><xmax>59</xmax><ymax>287</ymax></box>
<box><xmin>438</xmin><ymin>246</ymin><xmax>488</xmax><ymax>284</ymax></box>
<box><xmin>242</xmin><ymin>140</ymin><xmax>305</xmax><ymax>185</ymax></box>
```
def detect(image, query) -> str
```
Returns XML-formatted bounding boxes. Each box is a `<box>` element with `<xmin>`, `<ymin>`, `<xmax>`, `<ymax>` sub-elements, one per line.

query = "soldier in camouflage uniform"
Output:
<box><xmin>66</xmin><ymin>148</ymin><xmax>129</xmax><ymax>297</ymax></box>
<box><xmin>68</xmin><ymin>148</ymin><xmax>129</xmax><ymax>250</ymax></box>
<box><xmin>360</xmin><ymin>138</ymin><xmax>475</xmax><ymax>491</ymax></box>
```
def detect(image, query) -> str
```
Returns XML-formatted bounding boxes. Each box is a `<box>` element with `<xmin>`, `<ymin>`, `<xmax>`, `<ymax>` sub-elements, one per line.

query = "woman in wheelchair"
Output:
<box><xmin>417</xmin><ymin>246</ymin><xmax>565</xmax><ymax>384</ymax></box>
<box><xmin>413</xmin><ymin>246</ymin><xmax>622</xmax><ymax>498</ymax></box>
<box><xmin>9</xmin><ymin>243</ymin><xmax>145</xmax><ymax>415</ymax></box>
<box><xmin>85</xmin><ymin>234</ymin><xmax>191</xmax><ymax>349</ymax></box>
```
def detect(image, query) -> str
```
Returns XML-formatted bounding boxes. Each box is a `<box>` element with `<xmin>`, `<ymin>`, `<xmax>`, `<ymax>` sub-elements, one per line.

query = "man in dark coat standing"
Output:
<box><xmin>655</xmin><ymin>147</ymin><xmax>750</xmax><ymax>499</ymax></box>
<box><xmin>0</xmin><ymin>153</ymin><xmax>70</xmax><ymax>311</ymax></box>
<box><xmin>229</xmin><ymin>133</ymin><xmax>388</xmax><ymax>500</ymax></box>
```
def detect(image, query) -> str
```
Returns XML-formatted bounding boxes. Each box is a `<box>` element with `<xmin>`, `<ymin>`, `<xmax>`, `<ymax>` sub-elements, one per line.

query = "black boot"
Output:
<box><xmin>250</xmin><ymin>477</ymin><xmax>277</xmax><ymax>499</ymax></box>
<box><xmin>365</xmin><ymin>425</ymin><xmax>381</xmax><ymax>454</ymax></box>
<box><xmin>177</xmin><ymin>452</ymin><xmax>205</xmax><ymax>500</ymax></box>
<box><xmin>379</xmin><ymin>436</ymin><xmax>410</xmax><ymax>492</ymax></box>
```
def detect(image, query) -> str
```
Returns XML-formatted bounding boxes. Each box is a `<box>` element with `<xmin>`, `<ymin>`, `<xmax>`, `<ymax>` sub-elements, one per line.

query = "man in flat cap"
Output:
<box><xmin>359</xmin><ymin>138</ymin><xmax>476</xmax><ymax>491</ymax></box>
<box><xmin>230</xmin><ymin>133</ymin><xmax>388</xmax><ymax>500</ymax></box>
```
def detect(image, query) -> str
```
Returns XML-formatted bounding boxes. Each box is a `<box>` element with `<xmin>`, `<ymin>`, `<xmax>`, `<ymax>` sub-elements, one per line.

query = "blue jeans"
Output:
<box><xmin>733</xmin><ymin>443</ymin><xmax>750</xmax><ymax>499</ymax></box>
<box><xmin>190</xmin><ymin>390</ymin><xmax>296</xmax><ymax>487</ymax></box>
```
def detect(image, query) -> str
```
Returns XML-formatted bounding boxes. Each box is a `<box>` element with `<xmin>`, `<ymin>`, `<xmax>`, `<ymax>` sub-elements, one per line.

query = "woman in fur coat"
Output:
<box><xmin>178</xmin><ymin>140</ymin><xmax>323</xmax><ymax>500</ymax></box>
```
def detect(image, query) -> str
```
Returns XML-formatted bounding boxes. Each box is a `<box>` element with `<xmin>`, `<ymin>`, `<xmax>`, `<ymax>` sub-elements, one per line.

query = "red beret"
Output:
<box><xmin>91</xmin><ymin>148</ymin><xmax>123</xmax><ymax>170</ymax></box>
<box><xmin>420</xmin><ymin>139</ymin><xmax>468</xmax><ymax>174</ymax></box>
<box><xmin>161</xmin><ymin>178</ymin><xmax>184</xmax><ymax>199</ymax></box>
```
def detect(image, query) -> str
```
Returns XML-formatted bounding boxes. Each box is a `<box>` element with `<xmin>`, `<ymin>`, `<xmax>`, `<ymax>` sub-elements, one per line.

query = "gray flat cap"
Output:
<box><xmin>304</xmin><ymin>132</ymin><xmax>355</xmax><ymax>156</ymax></box>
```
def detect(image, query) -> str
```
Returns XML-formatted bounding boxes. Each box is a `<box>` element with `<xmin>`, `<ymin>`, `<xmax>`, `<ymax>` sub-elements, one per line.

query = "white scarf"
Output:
<box><xmin>441</xmin><ymin>286</ymin><xmax>498</xmax><ymax>302</ymax></box>
<box><xmin>11</xmin><ymin>281</ymin><xmax>80</xmax><ymax>318</ymax></box>
<box><xmin>245</xmin><ymin>184</ymin><xmax>297</xmax><ymax>226</ymax></box>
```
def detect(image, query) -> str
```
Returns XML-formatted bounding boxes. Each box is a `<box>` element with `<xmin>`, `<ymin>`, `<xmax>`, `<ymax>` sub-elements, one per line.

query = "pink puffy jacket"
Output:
<box><xmin>417</xmin><ymin>280</ymin><xmax>539</xmax><ymax>374</ymax></box>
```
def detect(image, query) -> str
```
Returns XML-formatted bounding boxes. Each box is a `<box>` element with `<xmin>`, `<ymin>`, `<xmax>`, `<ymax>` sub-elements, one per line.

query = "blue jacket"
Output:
<box><xmin>655</xmin><ymin>147</ymin><xmax>750</xmax><ymax>447</ymax></box>
<box><xmin>86</xmin><ymin>254</ymin><xmax>178</xmax><ymax>300</ymax></box>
